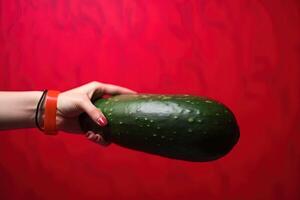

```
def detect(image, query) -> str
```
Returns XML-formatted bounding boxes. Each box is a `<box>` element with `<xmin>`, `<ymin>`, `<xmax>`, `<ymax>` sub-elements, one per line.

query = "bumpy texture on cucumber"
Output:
<box><xmin>79</xmin><ymin>94</ymin><xmax>239</xmax><ymax>162</ymax></box>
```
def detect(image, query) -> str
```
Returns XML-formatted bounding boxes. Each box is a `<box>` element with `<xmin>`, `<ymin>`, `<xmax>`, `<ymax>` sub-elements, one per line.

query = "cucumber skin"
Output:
<box><xmin>79</xmin><ymin>94</ymin><xmax>239</xmax><ymax>162</ymax></box>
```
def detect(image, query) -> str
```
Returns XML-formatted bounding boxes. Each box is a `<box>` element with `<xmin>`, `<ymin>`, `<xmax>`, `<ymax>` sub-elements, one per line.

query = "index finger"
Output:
<box><xmin>101</xmin><ymin>83</ymin><xmax>137</xmax><ymax>95</ymax></box>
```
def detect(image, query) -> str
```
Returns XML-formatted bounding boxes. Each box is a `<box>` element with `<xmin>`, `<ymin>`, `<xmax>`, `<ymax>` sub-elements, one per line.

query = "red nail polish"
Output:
<box><xmin>97</xmin><ymin>117</ymin><xmax>107</xmax><ymax>126</ymax></box>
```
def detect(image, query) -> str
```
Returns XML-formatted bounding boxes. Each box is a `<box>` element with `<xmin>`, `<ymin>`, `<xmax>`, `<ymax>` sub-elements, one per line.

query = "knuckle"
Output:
<box><xmin>90</xmin><ymin>108</ymin><xmax>100</xmax><ymax>117</ymax></box>
<box><xmin>91</xmin><ymin>81</ymin><xmax>102</xmax><ymax>87</ymax></box>
<box><xmin>82</xmin><ymin>94</ymin><xmax>91</xmax><ymax>102</ymax></box>
<box><xmin>77</xmin><ymin>97</ymin><xmax>88</xmax><ymax>107</ymax></box>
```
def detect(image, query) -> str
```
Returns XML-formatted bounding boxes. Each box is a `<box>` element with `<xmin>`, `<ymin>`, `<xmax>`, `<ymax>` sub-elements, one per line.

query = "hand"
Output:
<box><xmin>55</xmin><ymin>81</ymin><xmax>137</xmax><ymax>146</ymax></box>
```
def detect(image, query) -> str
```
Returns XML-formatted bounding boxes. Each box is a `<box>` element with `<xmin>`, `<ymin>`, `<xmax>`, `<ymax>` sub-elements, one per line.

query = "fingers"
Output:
<box><xmin>102</xmin><ymin>83</ymin><xmax>137</xmax><ymax>95</ymax></box>
<box><xmin>86</xmin><ymin>131</ymin><xmax>111</xmax><ymax>146</ymax></box>
<box><xmin>79</xmin><ymin>98</ymin><xmax>108</xmax><ymax>127</ymax></box>
<box><xmin>90</xmin><ymin>82</ymin><xmax>137</xmax><ymax>98</ymax></box>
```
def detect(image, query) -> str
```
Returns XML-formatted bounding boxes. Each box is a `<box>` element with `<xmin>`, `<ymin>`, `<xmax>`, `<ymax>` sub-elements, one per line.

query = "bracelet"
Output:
<box><xmin>35</xmin><ymin>90</ymin><xmax>48</xmax><ymax>131</ymax></box>
<box><xmin>43</xmin><ymin>90</ymin><xmax>60</xmax><ymax>135</ymax></box>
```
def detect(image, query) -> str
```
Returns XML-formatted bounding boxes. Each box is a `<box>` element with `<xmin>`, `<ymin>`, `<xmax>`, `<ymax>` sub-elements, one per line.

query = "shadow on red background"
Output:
<box><xmin>0</xmin><ymin>0</ymin><xmax>299</xmax><ymax>199</ymax></box>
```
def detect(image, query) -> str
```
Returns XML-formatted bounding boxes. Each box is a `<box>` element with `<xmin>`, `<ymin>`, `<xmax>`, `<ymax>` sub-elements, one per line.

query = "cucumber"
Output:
<box><xmin>79</xmin><ymin>94</ymin><xmax>239</xmax><ymax>162</ymax></box>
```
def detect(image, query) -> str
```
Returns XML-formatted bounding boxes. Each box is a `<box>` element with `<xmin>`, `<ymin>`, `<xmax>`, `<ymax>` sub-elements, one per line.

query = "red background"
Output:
<box><xmin>0</xmin><ymin>0</ymin><xmax>299</xmax><ymax>199</ymax></box>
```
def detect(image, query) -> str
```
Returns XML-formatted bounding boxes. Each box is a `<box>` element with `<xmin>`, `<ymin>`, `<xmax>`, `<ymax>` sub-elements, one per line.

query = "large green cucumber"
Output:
<box><xmin>79</xmin><ymin>94</ymin><xmax>239</xmax><ymax>162</ymax></box>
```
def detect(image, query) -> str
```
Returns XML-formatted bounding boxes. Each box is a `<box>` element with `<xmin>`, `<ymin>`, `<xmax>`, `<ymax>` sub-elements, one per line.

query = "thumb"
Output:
<box><xmin>79</xmin><ymin>99</ymin><xmax>108</xmax><ymax>127</ymax></box>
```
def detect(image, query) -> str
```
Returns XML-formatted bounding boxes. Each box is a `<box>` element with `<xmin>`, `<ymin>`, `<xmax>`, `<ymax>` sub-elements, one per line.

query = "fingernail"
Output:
<box><xmin>97</xmin><ymin>117</ymin><xmax>107</xmax><ymax>126</ymax></box>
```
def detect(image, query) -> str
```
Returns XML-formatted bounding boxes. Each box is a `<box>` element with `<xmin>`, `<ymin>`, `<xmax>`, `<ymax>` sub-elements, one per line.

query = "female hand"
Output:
<box><xmin>56</xmin><ymin>81</ymin><xmax>137</xmax><ymax>146</ymax></box>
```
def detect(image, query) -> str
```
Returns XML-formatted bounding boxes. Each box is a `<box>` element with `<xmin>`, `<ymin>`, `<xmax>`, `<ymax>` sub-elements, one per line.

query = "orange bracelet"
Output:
<box><xmin>43</xmin><ymin>90</ymin><xmax>60</xmax><ymax>135</ymax></box>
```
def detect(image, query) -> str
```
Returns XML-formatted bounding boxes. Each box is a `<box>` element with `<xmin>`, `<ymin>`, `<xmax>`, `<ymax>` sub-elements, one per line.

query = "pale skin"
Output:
<box><xmin>0</xmin><ymin>81</ymin><xmax>137</xmax><ymax>145</ymax></box>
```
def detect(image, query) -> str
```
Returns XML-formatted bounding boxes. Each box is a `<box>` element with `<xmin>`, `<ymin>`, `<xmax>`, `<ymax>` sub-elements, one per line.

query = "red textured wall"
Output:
<box><xmin>1</xmin><ymin>0</ymin><xmax>299</xmax><ymax>199</ymax></box>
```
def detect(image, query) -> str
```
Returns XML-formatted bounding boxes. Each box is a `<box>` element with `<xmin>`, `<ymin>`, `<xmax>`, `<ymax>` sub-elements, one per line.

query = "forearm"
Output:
<box><xmin>0</xmin><ymin>91</ymin><xmax>43</xmax><ymax>130</ymax></box>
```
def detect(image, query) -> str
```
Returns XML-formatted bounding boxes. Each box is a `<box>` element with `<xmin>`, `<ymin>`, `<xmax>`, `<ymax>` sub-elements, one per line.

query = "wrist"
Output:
<box><xmin>26</xmin><ymin>91</ymin><xmax>43</xmax><ymax>129</ymax></box>
<box><xmin>55</xmin><ymin>109</ymin><xmax>64</xmax><ymax>132</ymax></box>
<box><xmin>38</xmin><ymin>107</ymin><xmax>63</xmax><ymax>132</ymax></box>
<box><xmin>37</xmin><ymin>90</ymin><xmax>61</xmax><ymax>134</ymax></box>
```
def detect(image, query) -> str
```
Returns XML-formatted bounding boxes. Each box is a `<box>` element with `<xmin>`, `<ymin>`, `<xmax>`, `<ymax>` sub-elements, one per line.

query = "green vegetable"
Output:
<box><xmin>79</xmin><ymin>94</ymin><xmax>239</xmax><ymax>162</ymax></box>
